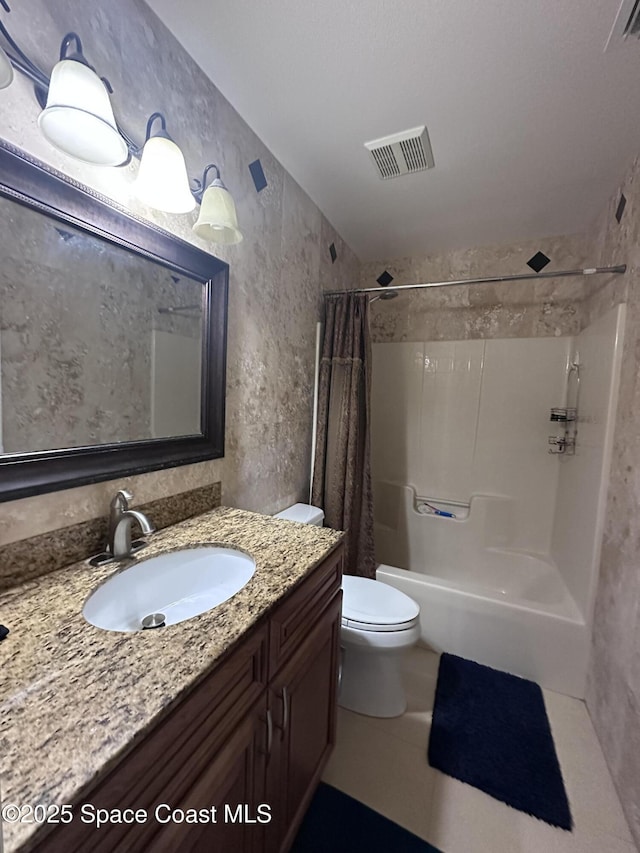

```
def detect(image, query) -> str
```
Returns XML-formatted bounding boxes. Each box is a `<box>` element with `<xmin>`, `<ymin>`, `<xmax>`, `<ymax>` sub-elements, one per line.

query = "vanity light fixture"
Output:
<box><xmin>135</xmin><ymin>113</ymin><xmax>196</xmax><ymax>214</ymax></box>
<box><xmin>0</xmin><ymin>8</ymin><xmax>241</xmax><ymax>240</ymax></box>
<box><xmin>193</xmin><ymin>164</ymin><xmax>243</xmax><ymax>244</ymax></box>
<box><xmin>38</xmin><ymin>33</ymin><xmax>128</xmax><ymax>166</ymax></box>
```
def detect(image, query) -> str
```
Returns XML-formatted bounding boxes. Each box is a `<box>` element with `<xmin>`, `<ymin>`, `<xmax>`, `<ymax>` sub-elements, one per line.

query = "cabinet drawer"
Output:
<box><xmin>268</xmin><ymin>545</ymin><xmax>343</xmax><ymax>676</ymax></box>
<box><xmin>32</xmin><ymin>622</ymin><xmax>268</xmax><ymax>853</ymax></box>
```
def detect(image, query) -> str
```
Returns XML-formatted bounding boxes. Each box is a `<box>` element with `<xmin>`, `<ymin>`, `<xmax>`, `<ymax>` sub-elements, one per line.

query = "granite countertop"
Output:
<box><xmin>0</xmin><ymin>506</ymin><xmax>343</xmax><ymax>852</ymax></box>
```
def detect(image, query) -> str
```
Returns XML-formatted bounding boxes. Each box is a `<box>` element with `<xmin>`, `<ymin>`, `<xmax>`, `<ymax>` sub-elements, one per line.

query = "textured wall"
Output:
<box><xmin>362</xmin><ymin>233</ymin><xmax>588</xmax><ymax>342</ymax></box>
<box><xmin>584</xmin><ymin>152</ymin><xmax>640</xmax><ymax>847</ymax></box>
<box><xmin>0</xmin><ymin>0</ymin><xmax>359</xmax><ymax>545</ymax></box>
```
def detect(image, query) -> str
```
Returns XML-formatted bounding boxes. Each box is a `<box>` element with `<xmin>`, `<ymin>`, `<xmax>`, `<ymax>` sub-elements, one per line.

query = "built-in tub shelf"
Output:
<box><xmin>375</xmin><ymin>485</ymin><xmax>517</xmax><ymax>571</ymax></box>
<box><xmin>415</xmin><ymin>497</ymin><xmax>470</xmax><ymax>521</ymax></box>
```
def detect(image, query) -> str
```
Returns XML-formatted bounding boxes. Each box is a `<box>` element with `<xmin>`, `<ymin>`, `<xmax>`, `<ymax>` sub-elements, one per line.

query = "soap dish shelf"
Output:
<box><xmin>548</xmin><ymin>435</ymin><xmax>576</xmax><ymax>455</ymax></box>
<box><xmin>550</xmin><ymin>407</ymin><xmax>577</xmax><ymax>422</ymax></box>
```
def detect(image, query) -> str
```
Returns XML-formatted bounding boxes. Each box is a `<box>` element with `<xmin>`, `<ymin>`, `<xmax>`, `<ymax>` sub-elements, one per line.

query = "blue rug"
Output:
<box><xmin>428</xmin><ymin>653</ymin><xmax>572</xmax><ymax>830</ymax></box>
<box><xmin>291</xmin><ymin>783</ymin><xmax>441</xmax><ymax>852</ymax></box>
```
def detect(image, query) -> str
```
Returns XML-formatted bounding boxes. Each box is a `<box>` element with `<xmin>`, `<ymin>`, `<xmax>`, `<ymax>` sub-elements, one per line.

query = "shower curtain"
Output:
<box><xmin>312</xmin><ymin>292</ymin><xmax>376</xmax><ymax>578</ymax></box>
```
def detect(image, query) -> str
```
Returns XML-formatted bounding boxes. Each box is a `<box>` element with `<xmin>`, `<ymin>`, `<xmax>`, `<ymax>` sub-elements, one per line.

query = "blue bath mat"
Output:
<box><xmin>291</xmin><ymin>783</ymin><xmax>441</xmax><ymax>852</ymax></box>
<box><xmin>428</xmin><ymin>653</ymin><xmax>572</xmax><ymax>830</ymax></box>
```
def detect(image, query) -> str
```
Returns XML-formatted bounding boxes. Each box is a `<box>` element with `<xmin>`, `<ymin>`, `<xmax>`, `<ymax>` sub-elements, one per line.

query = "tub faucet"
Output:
<box><xmin>108</xmin><ymin>490</ymin><xmax>155</xmax><ymax>560</ymax></box>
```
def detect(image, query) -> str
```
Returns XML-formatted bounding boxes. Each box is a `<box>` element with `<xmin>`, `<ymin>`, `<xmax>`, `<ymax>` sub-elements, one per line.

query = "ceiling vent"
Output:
<box><xmin>605</xmin><ymin>0</ymin><xmax>640</xmax><ymax>50</ymax></box>
<box><xmin>365</xmin><ymin>125</ymin><xmax>434</xmax><ymax>180</ymax></box>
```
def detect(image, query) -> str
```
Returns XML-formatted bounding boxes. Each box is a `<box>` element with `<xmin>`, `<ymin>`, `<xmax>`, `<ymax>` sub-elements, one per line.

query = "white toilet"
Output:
<box><xmin>274</xmin><ymin>503</ymin><xmax>421</xmax><ymax>718</ymax></box>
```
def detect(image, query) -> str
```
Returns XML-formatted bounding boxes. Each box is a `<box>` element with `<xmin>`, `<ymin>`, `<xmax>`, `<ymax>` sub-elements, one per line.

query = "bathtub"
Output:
<box><xmin>374</xmin><ymin>487</ymin><xmax>589</xmax><ymax>698</ymax></box>
<box><xmin>377</xmin><ymin>555</ymin><xmax>588</xmax><ymax>698</ymax></box>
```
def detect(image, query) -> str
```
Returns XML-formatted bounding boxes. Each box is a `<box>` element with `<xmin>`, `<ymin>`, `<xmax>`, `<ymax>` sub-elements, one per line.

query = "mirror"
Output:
<box><xmin>1</xmin><ymin>202</ymin><xmax>205</xmax><ymax>452</ymax></box>
<box><xmin>0</xmin><ymin>141</ymin><xmax>228</xmax><ymax>502</ymax></box>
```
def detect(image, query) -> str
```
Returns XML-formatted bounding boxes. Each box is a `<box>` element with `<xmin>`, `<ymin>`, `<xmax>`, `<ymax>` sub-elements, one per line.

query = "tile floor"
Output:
<box><xmin>322</xmin><ymin>646</ymin><xmax>637</xmax><ymax>853</ymax></box>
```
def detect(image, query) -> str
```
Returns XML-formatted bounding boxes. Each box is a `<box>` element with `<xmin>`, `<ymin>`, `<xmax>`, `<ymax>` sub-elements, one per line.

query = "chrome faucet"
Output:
<box><xmin>107</xmin><ymin>490</ymin><xmax>155</xmax><ymax>560</ymax></box>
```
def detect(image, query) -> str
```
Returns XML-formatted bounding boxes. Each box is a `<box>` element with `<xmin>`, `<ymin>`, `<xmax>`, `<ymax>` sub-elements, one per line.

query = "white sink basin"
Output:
<box><xmin>83</xmin><ymin>547</ymin><xmax>256</xmax><ymax>632</ymax></box>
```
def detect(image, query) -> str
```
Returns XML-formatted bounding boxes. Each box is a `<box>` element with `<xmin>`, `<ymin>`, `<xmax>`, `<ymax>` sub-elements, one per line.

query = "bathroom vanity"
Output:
<box><xmin>0</xmin><ymin>507</ymin><xmax>344</xmax><ymax>852</ymax></box>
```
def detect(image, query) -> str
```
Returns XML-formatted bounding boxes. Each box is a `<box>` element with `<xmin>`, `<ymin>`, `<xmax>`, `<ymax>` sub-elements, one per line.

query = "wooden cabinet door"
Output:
<box><xmin>144</xmin><ymin>693</ymin><xmax>270</xmax><ymax>853</ymax></box>
<box><xmin>266</xmin><ymin>592</ymin><xmax>342</xmax><ymax>853</ymax></box>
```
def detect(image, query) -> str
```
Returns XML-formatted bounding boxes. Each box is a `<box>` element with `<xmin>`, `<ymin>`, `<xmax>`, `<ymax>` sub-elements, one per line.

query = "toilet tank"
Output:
<box><xmin>274</xmin><ymin>503</ymin><xmax>324</xmax><ymax>526</ymax></box>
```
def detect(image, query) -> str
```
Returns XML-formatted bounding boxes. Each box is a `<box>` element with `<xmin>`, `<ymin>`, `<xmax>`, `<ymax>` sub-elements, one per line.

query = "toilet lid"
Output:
<box><xmin>341</xmin><ymin>576</ymin><xmax>419</xmax><ymax>630</ymax></box>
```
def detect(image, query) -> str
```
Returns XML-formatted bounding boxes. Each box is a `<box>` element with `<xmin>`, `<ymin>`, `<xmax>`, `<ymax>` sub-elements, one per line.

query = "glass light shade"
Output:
<box><xmin>135</xmin><ymin>136</ymin><xmax>196</xmax><ymax>214</ymax></box>
<box><xmin>193</xmin><ymin>183</ymin><xmax>242</xmax><ymax>244</ymax></box>
<box><xmin>37</xmin><ymin>59</ymin><xmax>128</xmax><ymax>165</ymax></box>
<box><xmin>0</xmin><ymin>46</ymin><xmax>13</xmax><ymax>89</ymax></box>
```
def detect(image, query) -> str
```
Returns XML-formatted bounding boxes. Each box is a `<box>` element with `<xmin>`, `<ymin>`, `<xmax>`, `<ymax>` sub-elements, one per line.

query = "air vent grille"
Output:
<box><xmin>371</xmin><ymin>145</ymin><xmax>401</xmax><ymax>179</ymax></box>
<box><xmin>365</xmin><ymin>126</ymin><xmax>434</xmax><ymax>180</ymax></box>
<box><xmin>400</xmin><ymin>137</ymin><xmax>429</xmax><ymax>172</ymax></box>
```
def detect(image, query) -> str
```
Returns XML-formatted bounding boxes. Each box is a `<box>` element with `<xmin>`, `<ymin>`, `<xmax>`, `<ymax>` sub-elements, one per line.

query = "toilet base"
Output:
<box><xmin>338</xmin><ymin>626</ymin><xmax>419</xmax><ymax>717</ymax></box>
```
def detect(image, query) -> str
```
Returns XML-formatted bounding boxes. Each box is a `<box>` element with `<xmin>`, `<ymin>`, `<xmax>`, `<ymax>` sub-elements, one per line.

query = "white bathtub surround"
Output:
<box><xmin>323</xmin><ymin>646</ymin><xmax>635</xmax><ymax>853</ymax></box>
<box><xmin>372</xmin><ymin>336</ymin><xmax>570</xmax><ymax>554</ymax></box>
<box><xmin>150</xmin><ymin>330</ymin><xmax>202</xmax><ymax>438</ymax></box>
<box><xmin>371</xmin><ymin>305</ymin><xmax>625</xmax><ymax>698</ymax></box>
<box><xmin>551</xmin><ymin>305</ymin><xmax>626</xmax><ymax>618</ymax></box>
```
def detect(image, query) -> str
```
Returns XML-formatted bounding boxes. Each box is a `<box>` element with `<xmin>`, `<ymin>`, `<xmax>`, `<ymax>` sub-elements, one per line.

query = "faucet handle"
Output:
<box><xmin>111</xmin><ymin>489</ymin><xmax>133</xmax><ymax>511</ymax></box>
<box><xmin>107</xmin><ymin>490</ymin><xmax>136</xmax><ymax>559</ymax></box>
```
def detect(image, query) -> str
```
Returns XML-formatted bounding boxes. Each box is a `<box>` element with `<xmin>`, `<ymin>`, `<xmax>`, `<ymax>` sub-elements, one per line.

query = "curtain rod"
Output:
<box><xmin>323</xmin><ymin>265</ymin><xmax>626</xmax><ymax>296</ymax></box>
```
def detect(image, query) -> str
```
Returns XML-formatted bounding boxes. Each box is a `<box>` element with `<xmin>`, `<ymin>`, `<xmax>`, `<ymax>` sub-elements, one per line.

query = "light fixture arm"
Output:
<box><xmin>58</xmin><ymin>31</ymin><xmax>113</xmax><ymax>93</ymax></box>
<box><xmin>202</xmin><ymin>163</ymin><xmax>221</xmax><ymax>185</ymax></box>
<box><xmin>0</xmin><ymin>6</ymin><xmax>48</xmax><ymax>88</ymax></box>
<box><xmin>145</xmin><ymin>112</ymin><xmax>170</xmax><ymax>141</ymax></box>
<box><xmin>2</xmin><ymin>47</ymin><xmax>43</xmax><ymax>86</ymax></box>
<box><xmin>126</xmin><ymin>111</ymin><xmax>172</xmax><ymax>161</ymax></box>
<box><xmin>60</xmin><ymin>32</ymin><xmax>84</xmax><ymax>61</ymax></box>
<box><xmin>191</xmin><ymin>163</ymin><xmax>227</xmax><ymax>203</ymax></box>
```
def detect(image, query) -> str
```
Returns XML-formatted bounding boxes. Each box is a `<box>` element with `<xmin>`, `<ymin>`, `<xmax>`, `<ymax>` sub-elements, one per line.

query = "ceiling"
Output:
<box><xmin>146</xmin><ymin>0</ymin><xmax>640</xmax><ymax>260</ymax></box>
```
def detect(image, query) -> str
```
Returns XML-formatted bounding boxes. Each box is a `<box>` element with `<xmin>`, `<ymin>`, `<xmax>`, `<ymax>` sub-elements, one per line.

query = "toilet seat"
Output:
<box><xmin>342</xmin><ymin>616</ymin><xmax>419</xmax><ymax>632</ymax></box>
<box><xmin>342</xmin><ymin>576</ymin><xmax>420</xmax><ymax>633</ymax></box>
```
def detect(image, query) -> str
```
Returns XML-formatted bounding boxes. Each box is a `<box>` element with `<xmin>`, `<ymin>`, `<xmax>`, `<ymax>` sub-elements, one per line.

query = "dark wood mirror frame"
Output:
<box><xmin>0</xmin><ymin>141</ymin><xmax>228</xmax><ymax>503</ymax></box>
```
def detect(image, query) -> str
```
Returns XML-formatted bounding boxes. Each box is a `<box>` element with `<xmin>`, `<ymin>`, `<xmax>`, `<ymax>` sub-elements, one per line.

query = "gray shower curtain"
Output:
<box><xmin>312</xmin><ymin>292</ymin><xmax>376</xmax><ymax>578</ymax></box>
